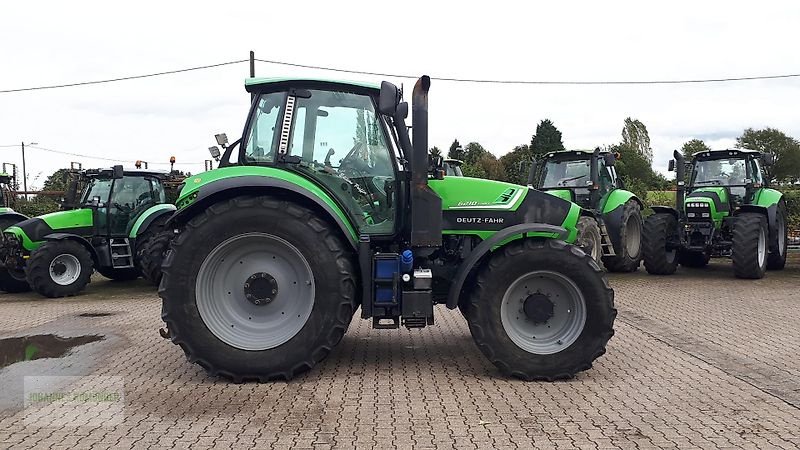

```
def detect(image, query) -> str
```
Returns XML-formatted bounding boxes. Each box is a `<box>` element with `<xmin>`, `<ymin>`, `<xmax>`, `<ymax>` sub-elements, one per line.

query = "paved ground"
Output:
<box><xmin>0</xmin><ymin>253</ymin><xmax>799</xmax><ymax>449</ymax></box>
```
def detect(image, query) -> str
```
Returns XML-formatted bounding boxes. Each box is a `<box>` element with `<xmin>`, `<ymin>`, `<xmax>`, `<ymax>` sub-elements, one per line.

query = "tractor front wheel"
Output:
<box><xmin>732</xmin><ymin>213</ymin><xmax>768</xmax><ymax>279</ymax></box>
<box><xmin>136</xmin><ymin>229</ymin><xmax>172</xmax><ymax>286</ymax></box>
<box><xmin>466</xmin><ymin>239</ymin><xmax>615</xmax><ymax>381</ymax></box>
<box><xmin>766</xmin><ymin>202</ymin><xmax>787</xmax><ymax>270</ymax></box>
<box><xmin>602</xmin><ymin>201</ymin><xmax>643</xmax><ymax>272</ymax></box>
<box><xmin>642</xmin><ymin>213</ymin><xmax>679</xmax><ymax>275</ymax></box>
<box><xmin>575</xmin><ymin>216</ymin><xmax>602</xmax><ymax>262</ymax></box>
<box><xmin>26</xmin><ymin>240</ymin><xmax>93</xmax><ymax>298</ymax></box>
<box><xmin>159</xmin><ymin>195</ymin><xmax>357</xmax><ymax>382</ymax></box>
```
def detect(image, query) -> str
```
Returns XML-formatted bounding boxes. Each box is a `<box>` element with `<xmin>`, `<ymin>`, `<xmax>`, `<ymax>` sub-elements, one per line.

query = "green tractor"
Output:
<box><xmin>643</xmin><ymin>149</ymin><xmax>787</xmax><ymax>278</ymax></box>
<box><xmin>529</xmin><ymin>149</ymin><xmax>644</xmax><ymax>272</ymax></box>
<box><xmin>158</xmin><ymin>75</ymin><xmax>616</xmax><ymax>382</ymax></box>
<box><xmin>0</xmin><ymin>166</ymin><xmax>178</xmax><ymax>296</ymax></box>
<box><xmin>0</xmin><ymin>170</ymin><xmax>32</xmax><ymax>292</ymax></box>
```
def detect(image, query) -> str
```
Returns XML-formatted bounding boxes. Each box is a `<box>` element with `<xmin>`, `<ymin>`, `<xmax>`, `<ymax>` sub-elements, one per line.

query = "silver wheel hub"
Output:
<box><xmin>196</xmin><ymin>233</ymin><xmax>315</xmax><ymax>351</ymax></box>
<box><xmin>49</xmin><ymin>254</ymin><xmax>81</xmax><ymax>286</ymax></box>
<box><xmin>758</xmin><ymin>226</ymin><xmax>766</xmax><ymax>266</ymax></box>
<box><xmin>625</xmin><ymin>215</ymin><xmax>642</xmax><ymax>256</ymax></box>
<box><xmin>500</xmin><ymin>270</ymin><xmax>587</xmax><ymax>355</ymax></box>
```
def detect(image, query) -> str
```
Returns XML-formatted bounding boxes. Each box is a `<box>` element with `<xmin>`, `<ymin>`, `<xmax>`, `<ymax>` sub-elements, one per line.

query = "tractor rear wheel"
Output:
<box><xmin>0</xmin><ymin>217</ymin><xmax>30</xmax><ymax>293</ymax></box>
<box><xmin>732</xmin><ymin>213</ymin><xmax>768</xmax><ymax>279</ymax></box>
<box><xmin>160</xmin><ymin>195</ymin><xmax>357</xmax><ymax>382</ymax></box>
<box><xmin>97</xmin><ymin>267</ymin><xmax>140</xmax><ymax>281</ymax></box>
<box><xmin>678</xmin><ymin>250</ymin><xmax>710</xmax><ymax>268</ymax></box>
<box><xmin>642</xmin><ymin>213</ymin><xmax>679</xmax><ymax>275</ymax></box>
<box><xmin>575</xmin><ymin>216</ymin><xmax>602</xmax><ymax>262</ymax></box>
<box><xmin>137</xmin><ymin>229</ymin><xmax>172</xmax><ymax>286</ymax></box>
<box><xmin>466</xmin><ymin>239</ymin><xmax>615</xmax><ymax>381</ymax></box>
<box><xmin>26</xmin><ymin>240</ymin><xmax>93</xmax><ymax>298</ymax></box>
<box><xmin>766</xmin><ymin>202</ymin><xmax>787</xmax><ymax>270</ymax></box>
<box><xmin>602</xmin><ymin>201</ymin><xmax>643</xmax><ymax>272</ymax></box>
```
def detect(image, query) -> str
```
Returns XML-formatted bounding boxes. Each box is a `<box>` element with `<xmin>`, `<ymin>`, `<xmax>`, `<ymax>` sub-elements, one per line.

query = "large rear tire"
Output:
<box><xmin>575</xmin><ymin>216</ymin><xmax>602</xmax><ymax>262</ymax></box>
<box><xmin>732</xmin><ymin>213</ymin><xmax>768</xmax><ymax>279</ymax></box>
<box><xmin>159</xmin><ymin>195</ymin><xmax>357</xmax><ymax>382</ymax></box>
<box><xmin>766</xmin><ymin>202</ymin><xmax>787</xmax><ymax>270</ymax></box>
<box><xmin>465</xmin><ymin>239</ymin><xmax>615</xmax><ymax>381</ymax></box>
<box><xmin>0</xmin><ymin>217</ymin><xmax>31</xmax><ymax>293</ymax></box>
<box><xmin>642</xmin><ymin>213</ymin><xmax>679</xmax><ymax>275</ymax></box>
<box><xmin>26</xmin><ymin>240</ymin><xmax>93</xmax><ymax>298</ymax></box>
<box><xmin>602</xmin><ymin>201</ymin><xmax>643</xmax><ymax>272</ymax></box>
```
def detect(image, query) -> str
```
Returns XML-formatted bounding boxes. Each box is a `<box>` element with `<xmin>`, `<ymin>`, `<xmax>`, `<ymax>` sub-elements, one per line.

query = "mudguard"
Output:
<box><xmin>169</xmin><ymin>175</ymin><xmax>358</xmax><ymax>248</ymax></box>
<box><xmin>0</xmin><ymin>211</ymin><xmax>29</xmax><ymax>224</ymax></box>
<box><xmin>42</xmin><ymin>233</ymin><xmax>99</xmax><ymax>265</ymax></box>
<box><xmin>128</xmin><ymin>204</ymin><xmax>176</xmax><ymax>238</ymax></box>
<box><xmin>445</xmin><ymin>223</ymin><xmax>569</xmax><ymax>309</ymax></box>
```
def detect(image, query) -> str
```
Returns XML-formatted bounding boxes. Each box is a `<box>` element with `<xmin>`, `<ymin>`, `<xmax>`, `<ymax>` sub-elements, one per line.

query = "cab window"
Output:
<box><xmin>244</xmin><ymin>92</ymin><xmax>284</xmax><ymax>163</ymax></box>
<box><xmin>287</xmin><ymin>89</ymin><xmax>396</xmax><ymax>234</ymax></box>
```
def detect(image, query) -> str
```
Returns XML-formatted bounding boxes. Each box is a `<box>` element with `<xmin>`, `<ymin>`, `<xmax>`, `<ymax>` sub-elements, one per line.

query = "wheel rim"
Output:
<box><xmin>500</xmin><ymin>270</ymin><xmax>587</xmax><ymax>355</ymax></box>
<box><xmin>625</xmin><ymin>215</ymin><xmax>642</xmax><ymax>256</ymax></box>
<box><xmin>195</xmin><ymin>232</ymin><xmax>315</xmax><ymax>351</ymax></box>
<box><xmin>758</xmin><ymin>225</ymin><xmax>766</xmax><ymax>266</ymax></box>
<box><xmin>578</xmin><ymin>231</ymin><xmax>600</xmax><ymax>260</ymax></box>
<box><xmin>777</xmin><ymin>214</ymin><xmax>785</xmax><ymax>256</ymax></box>
<box><xmin>49</xmin><ymin>254</ymin><xmax>81</xmax><ymax>286</ymax></box>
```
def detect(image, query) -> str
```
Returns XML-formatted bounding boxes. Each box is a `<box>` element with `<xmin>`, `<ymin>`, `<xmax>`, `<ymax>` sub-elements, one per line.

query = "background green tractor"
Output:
<box><xmin>529</xmin><ymin>148</ymin><xmax>644</xmax><ymax>272</ymax></box>
<box><xmin>0</xmin><ymin>166</ymin><xmax>179</xmax><ymax>297</ymax></box>
<box><xmin>442</xmin><ymin>158</ymin><xmax>464</xmax><ymax>177</ymax></box>
<box><xmin>158</xmin><ymin>75</ymin><xmax>616</xmax><ymax>382</ymax></box>
<box><xmin>643</xmin><ymin>149</ymin><xmax>787</xmax><ymax>279</ymax></box>
<box><xmin>0</xmin><ymin>170</ymin><xmax>31</xmax><ymax>292</ymax></box>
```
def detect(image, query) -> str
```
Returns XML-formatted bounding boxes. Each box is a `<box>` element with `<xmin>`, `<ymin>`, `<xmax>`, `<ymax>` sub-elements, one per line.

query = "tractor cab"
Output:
<box><xmin>684</xmin><ymin>149</ymin><xmax>769</xmax><ymax>214</ymax></box>
<box><xmin>443</xmin><ymin>159</ymin><xmax>464</xmax><ymax>177</ymax></box>
<box><xmin>534</xmin><ymin>149</ymin><xmax>619</xmax><ymax>210</ymax></box>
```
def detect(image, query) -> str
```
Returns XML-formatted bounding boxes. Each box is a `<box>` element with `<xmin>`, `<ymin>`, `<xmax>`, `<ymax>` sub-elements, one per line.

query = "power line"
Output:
<box><xmin>0</xmin><ymin>59</ymin><xmax>247</xmax><ymax>94</ymax></box>
<box><xmin>1</xmin><ymin>57</ymin><xmax>799</xmax><ymax>94</ymax></box>
<box><xmin>25</xmin><ymin>145</ymin><xmax>206</xmax><ymax>166</ymax></box>
<box><xmin>255</xmin><ymin>58</ymin><xmax>800</xmax><ymax>85</ymax></box>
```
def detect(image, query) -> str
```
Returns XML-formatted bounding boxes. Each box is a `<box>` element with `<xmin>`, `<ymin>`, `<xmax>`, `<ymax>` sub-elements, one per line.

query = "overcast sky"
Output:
<box><xmin>2</xmin><ymin>1</ymin><xmax>799</xmax><ymax>188</ymax></box>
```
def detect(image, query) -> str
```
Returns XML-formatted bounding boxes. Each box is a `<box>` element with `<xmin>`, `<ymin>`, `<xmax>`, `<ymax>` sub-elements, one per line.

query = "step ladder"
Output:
<box><xmin>598</xmin><ymin>221</ymin><xmax>616</xmax><ymax>257</ymax></box>
<box><xmin>110</xmin><ymin>238</ymin><xmax>134</xmax><ymax>268</ymax></box>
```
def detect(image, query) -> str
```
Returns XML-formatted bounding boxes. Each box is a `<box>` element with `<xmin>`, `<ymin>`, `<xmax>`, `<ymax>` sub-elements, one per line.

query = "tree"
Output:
<box><xmin>680</xmin><ymin>139</ymin><xmax>711</xmax><ymax>160</ymax></box>
<box><xmin>463</xmin><ymin>142</ymin><xmax>489</xmax><ymax>165</ymax></box>
<box><xmin>448</xmin><ymin>139</ymin><xmax>464</xmax><ymax>161</ymax></box>
<box><xmin>498</xmin><ymin>145</ymin><xmax>532</xmax><ymax>184</ymax></box>
<box><xmin>42</xmin><ymin>168</ymin><xmax>71</xmax><ymax>192</ymax></box>
<box><xmin>621</xmin><ymin>118</ymin><xmax>652</xmax><ymax>163</ymax></box>
<box><xmin>736</xmin><ymin>127</ymin><xmax>800</xmax><ymax>183</ymax></box>
<box><xmin>530</xmin><ymin>119</ymin><xmax>565</xmax><ymax>157</ymax></box>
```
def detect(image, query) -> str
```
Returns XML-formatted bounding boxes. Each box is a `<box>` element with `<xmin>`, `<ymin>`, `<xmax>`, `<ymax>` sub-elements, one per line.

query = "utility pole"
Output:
<box><xmin>20</xmin><ymin>141</ymin><xmax>37</xmax><ymax>200</ymax></box>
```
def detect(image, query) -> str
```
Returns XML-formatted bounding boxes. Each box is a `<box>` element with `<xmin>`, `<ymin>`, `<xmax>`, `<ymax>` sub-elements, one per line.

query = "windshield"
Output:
<box><xmin>82</xmin><ymin>178</ymin><xmax>113</xmax><ymax>204</ymax></box>
<box><xmin>692</xmin><ymin>158</ymin><xmax>747</xmax><ymax>187</ymax></box>
<box><xmin>444</xmin><ymin>162</ymin><xmax>463</xmax><ymax>177</ymax></box>
<box><xmin>541</xmin><ymin>159</ymin><xmax>591</xmax><ymax>188</ymax></box>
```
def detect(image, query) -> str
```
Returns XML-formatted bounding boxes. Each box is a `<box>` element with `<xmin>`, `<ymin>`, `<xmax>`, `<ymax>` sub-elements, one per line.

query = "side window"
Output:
<box><xmin>750</xmin><ymin>158</ymin><xmax>763</xmax><ymax>185</ymax></box>
<box><xmin>244</xmin><ymin>92</ymin><xmax>284</xmax><ymax>163</ymax></box>
<box><xmin>598</xmin><ymin>159</ymin><xmax>614</xmax><ymax>195</ymax></box>
<box><xmin>288</xmin><ymin>90</ymin><xmax>396</xmax><ymax>234</ymax></box>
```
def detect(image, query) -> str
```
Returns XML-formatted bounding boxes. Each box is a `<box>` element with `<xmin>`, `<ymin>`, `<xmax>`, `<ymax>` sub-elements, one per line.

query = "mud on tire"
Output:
<box><xmin>465</xmin><ymin>239</ymin><xmax>616</xmax><ymax>381</ymax></box>
<box><xmin>159</xmin><ymin>195</ymin><xmax>357</xmax><ymax>382</ymax></box>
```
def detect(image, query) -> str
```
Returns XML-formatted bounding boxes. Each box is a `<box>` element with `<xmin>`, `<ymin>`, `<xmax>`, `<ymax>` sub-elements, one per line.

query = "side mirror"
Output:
<box><xmin>208</xmin><ymin>146</ymin><xmax>221</xmax><ymax>161</ymax></box>
<box><xmin>762</xmin><ymin>154</ymin><xmax>775</xmax><ymax>166</ymax></box>
<box><xmin>668</xmin><ymin>160</ymin><xmax>675</xmax><ymax>172</ymax></box>
<box><xmin>378</xmin><ymin>81</ymin><xmax>400</xmax><ymax>116</ymax></box>
<box><xmin>603</xmin><ymin>153</ymin><xmax>616</xmax><ymax>167</ymax></box>
<box><xmin>112</xmin><ymin>165</ymin><xmax>124</xmax><ymax>179</ymax></box>
<box><xmin>396</xmin><ymin>102</ymin><xmax>408</xmax><ymax>120</ymax></box>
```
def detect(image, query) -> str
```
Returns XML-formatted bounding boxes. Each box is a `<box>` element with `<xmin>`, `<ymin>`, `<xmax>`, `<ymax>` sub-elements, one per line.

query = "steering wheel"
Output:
<box><xmin>339</xmin><ymin>143</ymin><xmax>369</xmax><ymax>176</ymax></box>
<box><xmin>113</xmin><ymin>202</ymin><xmax>133</xmax><ymax>213</ymax></box>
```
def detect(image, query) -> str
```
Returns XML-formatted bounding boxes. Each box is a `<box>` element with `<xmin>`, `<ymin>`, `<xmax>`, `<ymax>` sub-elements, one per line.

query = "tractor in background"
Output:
<box><xmin>643</xmin><ymin>149</ymin><xmax>786</xmax><ymax>278</ymax></box>
<box><xmin>529</xmin><ymin>148</ymin><xmax>644</xmax><ymax>272</ymax></box>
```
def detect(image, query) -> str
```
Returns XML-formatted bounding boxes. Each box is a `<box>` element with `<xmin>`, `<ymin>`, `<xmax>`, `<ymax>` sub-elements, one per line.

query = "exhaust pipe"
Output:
<box><xmin>409</xmin><ymin>76</ymin><xmax>441</xmax><ymax>247</ymax></box>
<box><xmin>673</xmin><ymin>150</ymin><xmax>686</xmax><ymax>214</ymax></box>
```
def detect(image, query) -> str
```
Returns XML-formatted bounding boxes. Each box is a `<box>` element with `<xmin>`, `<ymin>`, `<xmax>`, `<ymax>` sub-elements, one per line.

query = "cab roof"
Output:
<box><xmin>543</xmin><ymin>149</ymin><xmax>607</xmax><ymax>159</ymax></box>
<box><xmin>692</xmin><ymin>148</ymin><xmax>762</xmax><ymax>159</ymax></box>
<box><xmin>245</xmin><ymin>77</ymin><xmax>381</xmax><ymax>93</ymax></box>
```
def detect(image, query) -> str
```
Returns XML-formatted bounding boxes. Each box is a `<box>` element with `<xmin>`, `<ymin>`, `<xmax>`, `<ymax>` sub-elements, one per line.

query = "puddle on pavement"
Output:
<box><xmin>78</xmin><ymin>312</ymin><xmax>114</xmax><ymax>317</ymax></box>
<box><xmin>0</xmin><ymin>334</ymin><xmax>104</xmax><ymax>370</ymax></box>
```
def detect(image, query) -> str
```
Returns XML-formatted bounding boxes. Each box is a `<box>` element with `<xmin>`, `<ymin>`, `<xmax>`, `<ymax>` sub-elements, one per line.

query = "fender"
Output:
<box><xmin>42</xmin><ymin>233</ymin><xmax>100</xmax><ymax>265</ymax></box>
<box><xmin>128</xmin><ymin>204</ymin><xmax>176</xmax><ymax>238</ymax></box>
<box><xmin>649</xmin><ymin>206</ymin><xmax>679</xmax><ymax>219</ymax></box>
<box><xmin>445</xmin><ymin>223</ymin><xmax>568</xmax><ymax>309</ymax></box>
<box><xmin>168</xmin><ymin>175</ymin><xmax>358</xmax><ymax>248</ymax></box>
<box><xmin>734</xmin><ymin>203</ymin><xmax>777</xmax><ymax>238</ymax></box>
<box><xmin>0</xmin><ymin>211</ymin><xmax>29</xmax><ymax>225</ymax></box>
